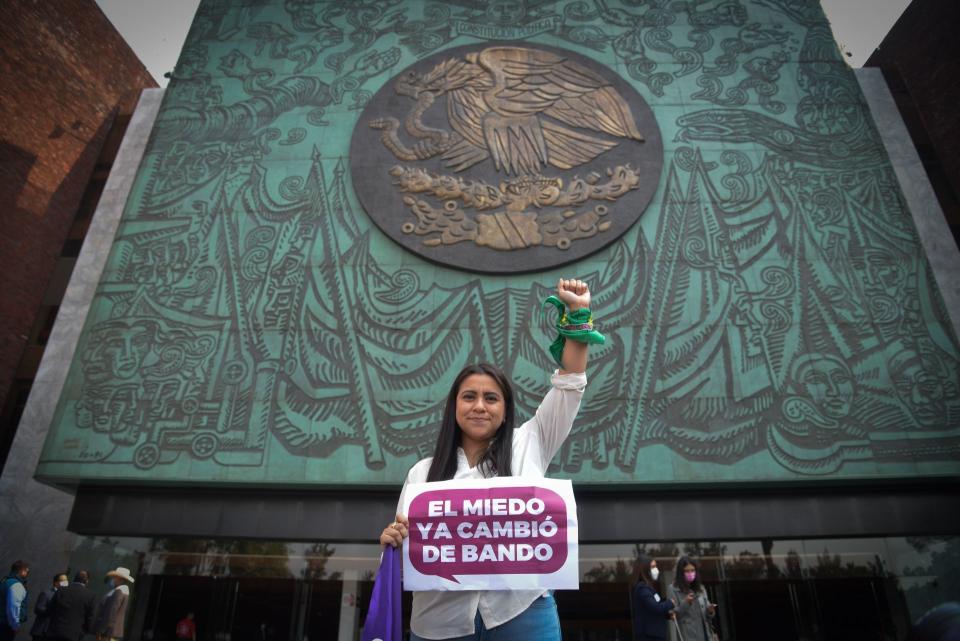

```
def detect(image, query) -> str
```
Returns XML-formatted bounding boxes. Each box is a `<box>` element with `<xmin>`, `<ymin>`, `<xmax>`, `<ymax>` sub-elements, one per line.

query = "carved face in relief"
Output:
<box><xmin>75</xmin><ymin>315</ymin><xmax>220</xmax><ymax>444</ymax></box>
<box><xmin>83</xmin><ymin>317</ymin><xmax>218</xmax><ymax>383</ymax></box>
<box><xmin>865</xmin><ymin>249</ymin><xmax>907</xmax><ymax>297</ymax></box>
<box><xmin>888</xmin><ymin>346</ymin><xmax>959</xmax><ymax>427</ymax></box>
<box><xmin>485</xmin><ymin>0</ymin><xmax>527</xmax><ymax>24</ymax></box>
<box><xmin>83</xmin><ymin>320</ymin><xmax>158</xmax><ymax>382</ymax></box>
<box><xmin>76</xmin><ymin>384</ymin><xmax>139</xmax><ymax>435</ymax></box>
<box><xmin>352</xmin><ymin>43</ymin><xmax>663</xmax><ymax>273</ymax></box>
<box><xmin>790</xmin><ymin>353</ymin><xmax>854</xmax><ymax>420</ymax></box>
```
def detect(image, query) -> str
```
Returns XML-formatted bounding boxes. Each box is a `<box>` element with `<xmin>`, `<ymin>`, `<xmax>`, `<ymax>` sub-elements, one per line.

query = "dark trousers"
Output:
<box><xmin>0</xmin><ymin>625</ymin><xmax>17</xmax><ymax>641</ymax></box>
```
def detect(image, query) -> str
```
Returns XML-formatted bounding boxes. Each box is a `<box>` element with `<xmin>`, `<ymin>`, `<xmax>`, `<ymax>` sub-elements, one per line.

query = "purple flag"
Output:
<box><xmin>361</xmin><ymin>545</ymin><xmax>402</xmax><ymax>641</ymax></box>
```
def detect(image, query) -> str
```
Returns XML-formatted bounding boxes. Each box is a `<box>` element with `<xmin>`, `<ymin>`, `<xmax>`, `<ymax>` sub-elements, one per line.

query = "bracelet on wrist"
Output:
<box><xmin>540</xmin><ymin>295</ymin><xmax>606</xmax><ymax>366</ymax></box>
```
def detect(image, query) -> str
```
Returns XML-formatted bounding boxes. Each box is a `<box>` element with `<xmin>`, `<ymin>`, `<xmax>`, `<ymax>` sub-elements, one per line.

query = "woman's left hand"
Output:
<box><xmin>557</xmin><ymin>278</ymin><xmax>590</xmax><ymax>311</ymax></box>
<box><xmin>379</xmin><ymin>513</ymin><xmax>409</xmax><ymax>548</ymax></box>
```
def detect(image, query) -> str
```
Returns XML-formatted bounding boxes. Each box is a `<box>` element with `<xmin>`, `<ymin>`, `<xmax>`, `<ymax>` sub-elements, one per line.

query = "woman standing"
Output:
<box><xmin>379</xmin><ymin>278</ymin><xmax>600</xmax><ymax>641</ymax></box>
<box><xmin>667</xmin><ymin>557</ymin><xmax>716</xmax><ymax>641</ymax></box>
<box><xmin>631</xmin><ymin>555</ymin><xmax>676</xmax><ymax>641</ymax></box>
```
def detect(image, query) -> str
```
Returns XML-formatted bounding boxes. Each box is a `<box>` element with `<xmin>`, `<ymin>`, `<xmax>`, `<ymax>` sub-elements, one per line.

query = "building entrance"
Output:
<box><xmin>720</xmin><ymin>575</ymin><xmax>902</xmax><ymax>641</ymax></box>
<box><xmin>141</xmin><ymin>575</ymin><xmax>347</xmax><ymax>641</ymax></box>
<box><xmin>137</xmin><ymin>572</ymin><xmax>902</xmax><ymax>641</ymax></box>
<box><xmin>62</xmin><ymin>535</ymin><xmax>956</xmax><ymax>641</ymax></box>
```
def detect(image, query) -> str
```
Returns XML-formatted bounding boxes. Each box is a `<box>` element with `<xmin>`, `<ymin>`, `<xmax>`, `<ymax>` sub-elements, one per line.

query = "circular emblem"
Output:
<box><xmin>351</xmin><ymin>43</ymin><xmax>663</xmax><ymax>273</ymax></box>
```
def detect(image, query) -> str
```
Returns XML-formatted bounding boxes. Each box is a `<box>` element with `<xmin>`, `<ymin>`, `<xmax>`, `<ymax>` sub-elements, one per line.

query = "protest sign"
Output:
<box><xmin>401</xmin><ymin>476</ymin><xmax>578</xmax><ymax>591</ymax></box>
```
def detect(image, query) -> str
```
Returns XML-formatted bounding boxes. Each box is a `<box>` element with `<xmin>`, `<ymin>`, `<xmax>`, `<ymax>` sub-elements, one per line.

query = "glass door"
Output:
<box><xmin>141</xmin><ymin>575</ymin><xmax>237</xmax><ymax>641</ymax></box>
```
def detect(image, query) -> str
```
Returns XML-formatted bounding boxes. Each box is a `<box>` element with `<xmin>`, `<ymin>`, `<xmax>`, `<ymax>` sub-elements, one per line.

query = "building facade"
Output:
<box><xmin>3</xmin><ymin>1</ymin><xmax>960</xmax><ymax>640</ymax></box>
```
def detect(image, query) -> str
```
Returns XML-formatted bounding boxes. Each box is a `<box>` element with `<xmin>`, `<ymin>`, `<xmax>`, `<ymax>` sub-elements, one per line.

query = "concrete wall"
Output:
<box><xmin>857</xmin><ymin>68</ymin><xmax>960</xmax><ymax>342</ymax></box>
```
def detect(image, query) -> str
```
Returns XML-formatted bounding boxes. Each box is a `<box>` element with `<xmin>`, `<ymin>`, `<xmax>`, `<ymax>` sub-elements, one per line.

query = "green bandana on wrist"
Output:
<box><xmin>541</xmin><ymin>295</ymin><xmax>606</xmax><ymax>367</ymax></box>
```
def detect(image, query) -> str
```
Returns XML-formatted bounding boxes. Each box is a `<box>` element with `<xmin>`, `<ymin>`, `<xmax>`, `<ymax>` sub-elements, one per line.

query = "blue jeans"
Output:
<box><xmin>410</xmin><ymin>593</ymin><xmax>560</xmax><ymax>641</ymax></box>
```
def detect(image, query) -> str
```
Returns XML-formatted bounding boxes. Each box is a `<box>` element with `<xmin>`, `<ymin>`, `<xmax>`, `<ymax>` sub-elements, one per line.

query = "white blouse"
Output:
<box><xmin>396</xmin><ymin>369</ymin><xmax>587</xmax><ymax>639</ymax></box>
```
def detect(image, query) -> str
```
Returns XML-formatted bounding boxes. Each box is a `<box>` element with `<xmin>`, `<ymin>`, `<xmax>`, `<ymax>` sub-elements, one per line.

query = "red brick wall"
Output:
<box><xmin>0</xmin><ymin>0</ymin><xmax>158</xmax><ymax>415</ymax></box>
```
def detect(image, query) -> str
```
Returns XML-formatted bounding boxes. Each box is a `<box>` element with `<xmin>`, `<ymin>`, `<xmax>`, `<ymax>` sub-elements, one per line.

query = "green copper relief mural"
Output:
<box><xmin>37</xmin><ymin>0</ymin><xmax>960</xmax><ymax>485</ymax></box>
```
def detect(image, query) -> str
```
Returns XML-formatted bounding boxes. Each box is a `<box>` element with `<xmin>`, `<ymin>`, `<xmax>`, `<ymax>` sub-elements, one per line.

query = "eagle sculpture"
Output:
<box><xmin>370</xmin><ymin>46</ymin><xmax>645</xmax><ymax>175</ymax></box>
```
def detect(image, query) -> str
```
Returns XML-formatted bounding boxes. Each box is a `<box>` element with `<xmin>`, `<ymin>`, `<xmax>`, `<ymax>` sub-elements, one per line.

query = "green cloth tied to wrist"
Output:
<box><xmin>541</xmin><ymin>295</ymin><xmax>606</xmax><ymax>367</ymax></box>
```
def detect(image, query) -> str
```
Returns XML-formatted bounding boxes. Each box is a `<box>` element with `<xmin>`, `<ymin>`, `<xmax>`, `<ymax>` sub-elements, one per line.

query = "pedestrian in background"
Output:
<box><xmin>47</xmin><ymin>571</ymin><xmax>96</xmax><ymax>641</ymax></box>
<box><xmin>32</xmin><ymin>574</ymin><xmax>68</xmax><ymax>641</ymax></box>
<box><xmin>631</xmin><ymin>554</ymin><xmax>676</xmax><ymax>641</ymax></box>
<box><xmin>175</xmin><ymin>612</ymin><xmax>196</xmax><ymax>641</ymax></box>
<box><xmin>667</xmin><ymin>557</ymin><xmax>716</xmax><ymax>641</ymax></box>
<box><xmin>0</xmin><ymin>560</ymin><xmax>30</xmax><ymax>641</ymax></box>
<box><xmin>92</xmin><ymin>568</ymin><xmax>134</xmax><ymax>641</ymax></box>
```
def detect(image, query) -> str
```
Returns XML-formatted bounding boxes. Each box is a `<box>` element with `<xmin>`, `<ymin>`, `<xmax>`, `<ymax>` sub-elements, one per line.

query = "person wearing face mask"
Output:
<box><xmin>630</xmin><ymin>554</ymin><xmax>676</xmax><ymax>641</ymax></box>
<box><xmin>92</xmin><ymin>568</ymin><xmax>134</xmax><ymax>641</ymax></box>
<box><xmin>31</xmin><ymin>574</ymin><xmax>68</xmax><ymax>641</ymax></box>
<box><xmin>47</xmin><ymin>571</ymin><xmax>96</xmax><ymax>641</ymax></box>
<box><xmin>667</xmin><ymin>557</ymin><xmax>716</xmax><ymax>641</ymax></box>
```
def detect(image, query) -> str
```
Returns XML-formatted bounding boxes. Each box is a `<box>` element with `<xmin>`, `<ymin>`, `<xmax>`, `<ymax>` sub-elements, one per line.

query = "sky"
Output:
<box><xmin>94</xmin><ymin>0</ymin><xmax>912</xmax><ymax>88</ymax></box>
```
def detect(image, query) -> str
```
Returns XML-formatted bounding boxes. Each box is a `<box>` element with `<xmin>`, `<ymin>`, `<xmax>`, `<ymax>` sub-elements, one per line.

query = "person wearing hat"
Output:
<box><xmin>92</xmin><ymin>568</ymin><xmax>134</xmax><ymax>641</ymax></box>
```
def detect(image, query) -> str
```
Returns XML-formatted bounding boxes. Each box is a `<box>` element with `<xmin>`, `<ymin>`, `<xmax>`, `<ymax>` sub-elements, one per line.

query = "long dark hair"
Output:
<box><xmin>426</xmin><ymin>363</ymin><xmax>515</xmax><ymax>482</ymax></box>
<box><xmin>632</xmin><ymin>553</ymin><xmax>659</xmax><ymax>590</ymax></box>
<box><xmin>673</xmin><ymin>555</ymin><xmax>703</xmax><ymax>593</ymax></box>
